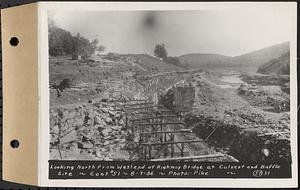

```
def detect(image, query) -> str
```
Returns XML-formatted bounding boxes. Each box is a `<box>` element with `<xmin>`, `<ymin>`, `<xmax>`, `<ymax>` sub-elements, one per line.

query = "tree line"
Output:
<box><xmin>49</xmin><ymin>20</ymin><xmax>184</xmax><ymax>68</ymax></box>
<box><xmin>48</xmin><ymin>21</ymin><xmax>105</xmax><ymax>57</ymax></box>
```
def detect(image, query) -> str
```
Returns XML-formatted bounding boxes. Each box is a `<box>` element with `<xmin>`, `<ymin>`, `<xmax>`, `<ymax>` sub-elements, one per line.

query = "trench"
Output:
<box><xmin>183</xmin><ymin>114</ymin><xmax>291</xmax><ymax>163</ymax></box>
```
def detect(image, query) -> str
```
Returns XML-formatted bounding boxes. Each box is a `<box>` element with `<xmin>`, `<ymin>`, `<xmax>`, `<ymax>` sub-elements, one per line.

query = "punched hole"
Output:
<box><xmin>10</xmin><ymin>139</ymin><xmax>20</xmax><ymax>148</ymax></box>
<box><xmin>9</xmin><ymin>37</ymin><xmax>19</xmax><ymax>46</ymax></box>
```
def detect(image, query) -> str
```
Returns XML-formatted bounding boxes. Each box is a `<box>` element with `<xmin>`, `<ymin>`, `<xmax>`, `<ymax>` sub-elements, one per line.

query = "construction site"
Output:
<box><xmin>49</xmin><ymin>53</ymin><xmax>291</xmax><ymax>162</ymax></box>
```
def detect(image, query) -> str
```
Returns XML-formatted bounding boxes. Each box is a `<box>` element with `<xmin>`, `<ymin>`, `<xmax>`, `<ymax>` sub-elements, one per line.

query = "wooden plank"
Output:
<box><xmin>139</xmin><ymin>129</ymin><xmax>192</xmax><ymax>135</ymax></box>
<box><xmin>257</xmin><ymin>131</ymin><xmax>290</xmax><ymax>137</ymax></box>
<box><xmin>125</xmin><ymin>110</ymin><xmax>173</xmax><ymax>115</ymax></box>
<box><xmin>141</xmin><ymin>140</ymin><xmax>203</xmax><ymax>146</ymax></box>
<box><xmin>134</xmin><ymin>122</ymin><xmax>184</xmax><ymax>126</ymax></box>
<box><xmin>155</xmin><ymin>109</ymin><xmax>172</xmax><ymax>113</ymax></box>
<box><xmin>150</xmin><ymin>154</ymin><xmax>225</xmax><ymax>161</ymax></box>
<box><xmin>130</xmin><ymin>115</ymin><xmax>177</xmax><ymax>122</ymax></box>
<box><xmin>124</xmin><ymin>105</ymin><xmax>163</xmax><ymax>110</ymax></box>
<box><xmin>108</xmin><ymin>99</ymin><xmax>148</xmax><ymax>102</ymax></box>
<box><xmin>122</xmin><ymin>102</ymin><xmax>154</xmax><ymax>107</ymax></box>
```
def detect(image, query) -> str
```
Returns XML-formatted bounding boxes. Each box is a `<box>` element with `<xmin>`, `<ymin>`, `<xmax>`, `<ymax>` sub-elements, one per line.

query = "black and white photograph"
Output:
<box><xmin>48</xmin><ymin>9</ymin><xmax>292</xmax><ymax>164</ymax></box>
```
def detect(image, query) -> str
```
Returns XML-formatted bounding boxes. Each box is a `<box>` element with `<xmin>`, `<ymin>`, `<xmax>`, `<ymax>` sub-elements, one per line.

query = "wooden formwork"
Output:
<box><xmin>111</xmin><ymin>97</ymin><xmax>233</xmax><ymax>161</ymax></box>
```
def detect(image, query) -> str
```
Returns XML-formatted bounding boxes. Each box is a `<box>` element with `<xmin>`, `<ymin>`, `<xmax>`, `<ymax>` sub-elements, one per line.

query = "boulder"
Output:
<box><xmin>80</xmin><ymin>132</ymin><xmax>95</xmax><ymax>142</ymax></box>
<box><xmin>78</xmin><ymin>142</ymin><xmax>94</xmax><ymax>149</ymax></box>
<box><xmin>50</xmin><ymin>134</ymin><xmax>59</xmax><ymax>144</ymax></box>
<box><xmin>101</xmin><ymin>128</ymin><xmax>113</xmax><ymax>136</ymax></box>
<box><xmin>114</xmin><ymin>113</ymin><xmax>122</xmax><ymax>120</ymax></box>
<box><xmin>51</xmin><ymin>125</ymin><xmax>59</xmax><ymax>135</ymax></box>
<box><xmin>100</xmin><ymin>148</ymin><xmax>108</xmax><ymax>152</ymax></box>
<box><xmin>69</xmin><ymin>142</ymin><xmax>80</xmax><ymax>154</ymax></box>
<box><xmin>96</xmin><ymin>125</ymin><xmax>105</xmax><ymax>132</ymax></box>
<box><xmin>50</xmin><ymin>149</ymin><xmax>61</xmax><ymax>160</ymax></box>
<box><xmin>103</xmin><ymin>136</ymin><xmax>112</xmax><ymax>140</ymax></box>
<box><xmin>110</xmin><ymin>126</ymin><xmax>122</xmax><ymax>131</ymax></box>
<box><xmin>94</xmin><ymin>115</ymin><xmax>105</xmax><ymax>125</ymax></box>
<box><xmin>60</xmin><ymin>130</ymin><xmax>78</xmax><ymax>144</ymax></box>
<box><xmin>101</xmin><ymin>107</ymin><xmax>109</xmax><ymax>113</ymax></box>
<box><xmin>108</xmin><ymin>110</ymin><xmax>116</xmax><ymax>116</ymax></box>
<box><xmin>95</xmin><ymin>149</ymin><xmax>102</xmax><ymax>157</ymax></box>
<box><xmin>104</xmin><ymin>116</ymin><xmax>113</xmax><ymax>124</ymax></box>
<box><xmin>118</xmin><ymin>119</ymin><xmax>125</xmax><ymax>126</ymax></box>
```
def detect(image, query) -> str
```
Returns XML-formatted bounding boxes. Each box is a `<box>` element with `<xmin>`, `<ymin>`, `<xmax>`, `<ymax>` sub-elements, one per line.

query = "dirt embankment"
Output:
<box><xmin>238</xmin><ymin>84</ymin><xmax>290</xmax><ymax>113</ymax></box>
<box><xmin>241</xmin><ymin>74</ymin><xmax>290</xmax><ymax>94</ymax></box>
<box><xmin>184</xmin><ymin>114</ymin><xmax>290</xmax><ymax>162</ymax></box>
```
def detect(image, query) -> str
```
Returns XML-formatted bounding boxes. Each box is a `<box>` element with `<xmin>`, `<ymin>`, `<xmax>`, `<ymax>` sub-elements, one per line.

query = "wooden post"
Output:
<box><xmin>57</xmin><ymin>144</ymin><xmax>63</xmax><ymax>159</ymax></box>
<box><xmin>138</xmin><ymin>145</ymin><xmax>141</xmax><ymax>160</ymax></box>
<box><xmin>149</xmin><ymin>145</ymin><xmax>152</xmax><ymax>160</ymax></box>
<box><xmin>144</xmin><ymin>147</ymin><xmax>147</xmax><ymax>161</ymax></box>
<box><xmin>139</xmin><ymin>125</ymin><xmax>141</xmax><ymax>134</ymax></box>
<box><xmin>181</xmin><ymin>142</ymin><xmax>184</xmax><ymax>157</ymax></box>
<box><xmin>171</xmin><ymin>134</ymin><xmax>174</xmax><ymax>158</ymax></box>
<box><xmin>163</xmin><ymin>134</ymin><xmax>168</xmax><ymax>158</ymax></box>
<box><xmin>139</xmin><ymin>133</ymin><xmax>142</xmax><ymax>144</ymax></box>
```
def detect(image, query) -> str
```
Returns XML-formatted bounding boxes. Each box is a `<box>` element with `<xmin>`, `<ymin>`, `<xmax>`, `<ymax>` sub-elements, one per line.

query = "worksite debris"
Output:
<box><xmin>50</xmin><ymin>54</ymin><xmax>290</xmax><ymax>162</ymax></box>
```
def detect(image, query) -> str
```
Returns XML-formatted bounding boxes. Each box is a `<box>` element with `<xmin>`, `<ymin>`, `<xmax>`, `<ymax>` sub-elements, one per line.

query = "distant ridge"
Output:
<box><xmin>127</xmin><ymin>54</ymin><xmax>184</xmax><ymax>72</ymax></box>
<box><xmin>205</xmin><ymin>42</ymin><xmax>290</xmax><ymax>68</ymax></box>
<box><xmin>179</xmin><ymin>42</ymin><xmax>290</xmax><ymax>70</ymax></box>
<box><xmin>257</xmin><ymin>51</ymin><xmax>290</xmax><ymax>75</ymax></box>
<box><xmin>179</xmin><ymin>53</ymin><xmax>230</xmax><ymax>68</ymax></box>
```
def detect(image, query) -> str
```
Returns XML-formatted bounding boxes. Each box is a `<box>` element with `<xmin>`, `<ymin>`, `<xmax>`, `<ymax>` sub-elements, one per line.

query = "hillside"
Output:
<box><xmin>205</xmin><ymin>42</ymin><xmax>290</xmax><ymax>69</ymax></box>
<box><xmin>127</xmin><ymin>54</ymin><xmax>184</xmax><ymax>72</ymax></box>
<box><xmin>257</xmin><ymin>52</ymin><xmax>290</xmax><ymax>75</ymax></box>
<box><xmin>179</xmin><ymin>53</ymin><xmax>230</xmax><ymax>68</ymax></box>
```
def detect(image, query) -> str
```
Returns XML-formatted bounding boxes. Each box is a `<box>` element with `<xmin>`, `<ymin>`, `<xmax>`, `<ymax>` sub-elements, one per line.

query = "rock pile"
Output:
<box><xmin>238</xmin><ymin>84</ymin><xmax>290</xmax><ymax>113</ymax></box>
<box><xmin>50</xmin><ymin>102</ymin><xmax>130</xmax><ymax>160</ymax></box>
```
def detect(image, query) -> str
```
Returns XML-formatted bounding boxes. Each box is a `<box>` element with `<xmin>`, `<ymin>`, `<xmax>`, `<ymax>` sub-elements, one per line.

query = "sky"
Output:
<box><xmin>50</xmin><ymin>8</ymin><xmax>294</xmax><ymax>57</ymax></box>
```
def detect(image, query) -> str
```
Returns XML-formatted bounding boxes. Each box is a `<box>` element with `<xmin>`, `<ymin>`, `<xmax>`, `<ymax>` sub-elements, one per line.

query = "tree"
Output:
<box><xmin>97</xmin><ymin>45</ymin><xmax>106</xmax><ymax>54</ymax></box>
<box><xmin>48</xmin><ymin>22</ymin><xmax>105</xmax><ymax>57</ymax></box>
<box><xmin>154</xmin><ymin>43</ymin><xmax>168</xmax><ymax>59</ymax></box>
<box><xmin>91</xmin><ymin>39</ymin><xmax>106</xmax><ymax>55</ymax></box>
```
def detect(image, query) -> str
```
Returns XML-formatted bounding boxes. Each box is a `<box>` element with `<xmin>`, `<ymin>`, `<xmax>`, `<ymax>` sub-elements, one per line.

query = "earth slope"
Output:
<box><xmin>179</xmin><ymin>53</ymin><xmax>230</xmax><ymax>68</ymax></box>
<box><xmin>205</xmin><ymin>42</ymin><xmax>290</xmax><ymax>70</ymax></box>
<box><xmin>257</xmin><ymin>52</ymin><xmax>290</xmax><ymax>75</ymax></box>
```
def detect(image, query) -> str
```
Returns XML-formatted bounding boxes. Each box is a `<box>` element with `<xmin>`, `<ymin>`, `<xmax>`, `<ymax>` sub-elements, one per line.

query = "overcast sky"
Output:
<box><xmin>50</xmin><ymin>9</ymin><xmax>293</xmax><ymax>57</ymax></box>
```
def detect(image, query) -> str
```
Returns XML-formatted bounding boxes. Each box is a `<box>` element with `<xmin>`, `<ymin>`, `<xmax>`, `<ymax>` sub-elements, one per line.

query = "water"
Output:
<box><xmin>221</xmin><ymin>75</ymin><xmax>243</xmax><ymax>84</ymax></box>
<box><xmin>218</xmin><ymin>84</ymin><xmax>232</xmax><ymax>89</ymax></box>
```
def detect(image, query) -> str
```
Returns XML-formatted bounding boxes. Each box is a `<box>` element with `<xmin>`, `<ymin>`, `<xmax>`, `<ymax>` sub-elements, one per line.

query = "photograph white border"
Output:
<box><xmin>38</xmin><ymin>2</ymin><xmax>298</xmax><ymax>187</ymax></box>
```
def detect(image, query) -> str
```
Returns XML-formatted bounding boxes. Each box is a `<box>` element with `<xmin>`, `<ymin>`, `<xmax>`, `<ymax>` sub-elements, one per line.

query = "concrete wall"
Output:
<box><xmin>173</xmin><ymin>86</ymin><xmax>195</xmax><ymax>112</ymax></box>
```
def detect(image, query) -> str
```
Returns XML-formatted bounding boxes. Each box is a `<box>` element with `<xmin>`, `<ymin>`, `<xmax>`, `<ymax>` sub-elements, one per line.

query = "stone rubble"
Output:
<box><xmin>50</xmin><ymin>102</ymin><xmax>129</xmax><ymax>160</ymax></box>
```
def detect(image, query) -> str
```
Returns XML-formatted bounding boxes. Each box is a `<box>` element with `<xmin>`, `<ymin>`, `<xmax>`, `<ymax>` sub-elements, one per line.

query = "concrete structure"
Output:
<box><xmin>173</xmin><ymin>86</ymin><xmax>195</xmax><ymax>112</ymax></box>
<box><xmin>72</xmin><ymin>54</ymin><xmax>82</xmax><ymax>60</ymax></box>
